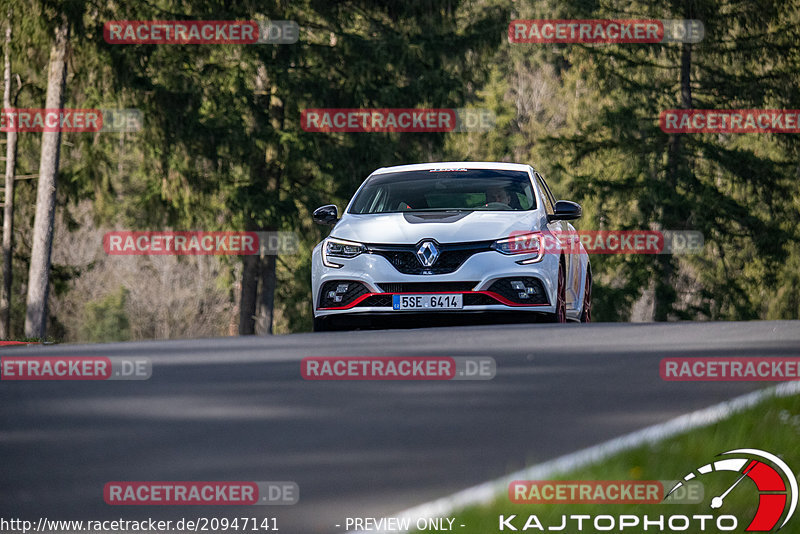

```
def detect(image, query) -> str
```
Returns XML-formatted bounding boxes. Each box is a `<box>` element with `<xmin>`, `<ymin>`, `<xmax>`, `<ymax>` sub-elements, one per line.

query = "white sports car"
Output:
<box><xmin>310</xmin><ymin>162</ymin><xmax>591</xmax><ymax>331</ymax></box>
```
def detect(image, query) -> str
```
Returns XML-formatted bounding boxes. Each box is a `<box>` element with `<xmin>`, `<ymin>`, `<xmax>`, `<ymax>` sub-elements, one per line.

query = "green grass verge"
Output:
<box><xmin>414</xmin><ymin>390</ymin><xmax>800</xmax><ymax>533</ymax></box>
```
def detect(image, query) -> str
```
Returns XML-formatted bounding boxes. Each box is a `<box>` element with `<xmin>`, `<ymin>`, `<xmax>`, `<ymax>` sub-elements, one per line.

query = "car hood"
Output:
<box><xmin>331</xmin><ymin>211</ymin><xmax>540</xmax><ymax>244</ymax></box>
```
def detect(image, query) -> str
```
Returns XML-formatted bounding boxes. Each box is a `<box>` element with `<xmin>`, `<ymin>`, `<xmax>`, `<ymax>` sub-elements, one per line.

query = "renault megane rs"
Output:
<box><xmin>311</xmin><ymin>162</ymin><xmax>591</xmax><ymax>331</ymax></box>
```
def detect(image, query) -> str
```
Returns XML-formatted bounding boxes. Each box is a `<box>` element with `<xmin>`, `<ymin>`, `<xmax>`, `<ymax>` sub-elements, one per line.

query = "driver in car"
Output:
<box><xmin>485</xmin><ymin>185</ymin><xmax>512</xmax><ymax>207</ymax></box>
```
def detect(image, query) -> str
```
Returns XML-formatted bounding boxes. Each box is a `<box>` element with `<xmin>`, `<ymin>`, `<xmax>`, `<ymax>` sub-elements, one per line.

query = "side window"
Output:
<box><xmin>534</xmin><ymin>173</ymin><xmax>554</xmax><ymax>214</ymax></box>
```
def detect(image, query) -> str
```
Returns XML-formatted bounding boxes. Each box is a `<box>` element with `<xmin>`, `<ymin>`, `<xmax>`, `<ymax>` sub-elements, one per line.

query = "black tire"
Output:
<box><xmin>580</xmin><ymin>267</ymin><xmax>592</xmax><ymax>323</ymax></box>
<box><xmin>545</xmin><ymin>259</ymin><xmax>567</xmax><ymax>323</ymax></box>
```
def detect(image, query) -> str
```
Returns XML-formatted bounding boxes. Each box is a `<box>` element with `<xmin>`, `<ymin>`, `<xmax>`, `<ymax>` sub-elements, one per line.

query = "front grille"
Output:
<box><xmin>378</xmin><ymin>282</ymin><xmax>478</xmax><ymax>293</ymax></box>
<box><xmin>318</xmin><ymin>280</ymin><xmax>369</xmax><ymax>308</ymax></box>
<box><xmin>486</xmin><ymin>277</ymin><xmax>548</xmax><ymax>305</ymax></box>
<box><xmin>357</xmin><ymin>293</ymin><xmax>495</xmax><ymax>308</ymax></box>
<box><xmin>355</xmin><ymin>292</ymin><xmax>513</xmax><ymax>308</ymax></box>
<box><xmin>368</xmin><ymin>240</ymin><xmax>493</xmax><ymax>275</ymax></box>
<box><xmin>372</xmin><ymin>251</ymin><xmax>420</xmax><ymax>273</ymax></box>
<box><xmin>464</xmin><ymin>293</ymin><xmax>500</xmax><ymax>305</ymax></box>
<box><xmin>355</xmin><ymin>295</ymin><xmax>393</xmax><ymax>307</ymax></box>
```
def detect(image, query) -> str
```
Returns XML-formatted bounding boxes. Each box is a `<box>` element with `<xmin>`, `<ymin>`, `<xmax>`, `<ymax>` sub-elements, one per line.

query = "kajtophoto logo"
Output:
<box><xmin>666</xmin><ymin>449</ymin><xmax>797</xmax><ymax>531</ymax></box>
<box><xmin>498</xmin><ymin>449</ymin><xmax>796</xmax><ymax>532</ymax></box>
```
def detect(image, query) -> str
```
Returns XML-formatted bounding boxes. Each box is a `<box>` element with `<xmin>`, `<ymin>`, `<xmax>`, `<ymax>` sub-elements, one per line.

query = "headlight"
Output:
<box><xmin>492</xmin><ymin>232</ymin><xmax>543</xmax><ymax>263</ymax></box>
<box><xmin>322</xmin><ymin>237</ymin><xmax>366</xmax><ymax>268</ymax></box>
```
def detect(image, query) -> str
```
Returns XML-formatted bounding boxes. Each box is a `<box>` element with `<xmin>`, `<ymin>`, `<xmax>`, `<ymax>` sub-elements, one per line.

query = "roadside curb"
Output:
<box><xmin>352</xmin><ymin>381</ymin><xmax>800</xmax><ymax>534</ymax></box>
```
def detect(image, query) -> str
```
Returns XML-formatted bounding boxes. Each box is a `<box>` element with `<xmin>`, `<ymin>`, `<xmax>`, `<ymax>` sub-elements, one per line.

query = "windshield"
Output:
<box><xmin>348</xmin><ymin>169</ymin><xmax>536</xmax><ymax>214</ymax></box>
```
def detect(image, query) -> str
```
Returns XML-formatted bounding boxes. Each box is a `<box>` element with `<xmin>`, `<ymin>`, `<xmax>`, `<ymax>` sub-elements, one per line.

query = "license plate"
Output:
<box><xmin>392</xmin><ymin>294</ymin><xmax>463</xmax><ymax>310</ymax></box>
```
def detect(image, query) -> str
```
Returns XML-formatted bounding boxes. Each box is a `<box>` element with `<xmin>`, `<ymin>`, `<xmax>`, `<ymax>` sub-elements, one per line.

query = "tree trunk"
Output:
<box><xmin>252</xmin><ymin>58</ymin><xmax>286</xmax><ymax>336</ymax></box>
<box><xmin>24</xmin><ymin>14</ymin><xmax>69</xmax><ymax>339</ymax></box>
<box><xmin>255</xmin><ymin>247</ymin><xmax>276</xmax><ymax>335</ymax></box>
<box><xmin>1</xmin><ymin>8</ymin><xmax>16</xmax><ymax>339</ymax></box>
<box><xmin>238</xmin><ymin>252</ymin><xmax>259</xmax><ymax>335</ymax></box>
<box><xmin>654</xmin><ymin>41</ymin><xmax>693</xmax><ymax>321</ymax></box>
<box><xmin>238</xmin><ymin>61</ymin><xmax>281</xmax><ymax>336</ymax></box>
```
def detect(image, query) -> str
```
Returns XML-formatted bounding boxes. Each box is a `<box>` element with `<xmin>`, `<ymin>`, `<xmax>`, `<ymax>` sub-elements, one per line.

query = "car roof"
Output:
<box><xmin>371</xmin><ymin>162</ymin><xmax>536</xmax><ymax>175</ymax></box>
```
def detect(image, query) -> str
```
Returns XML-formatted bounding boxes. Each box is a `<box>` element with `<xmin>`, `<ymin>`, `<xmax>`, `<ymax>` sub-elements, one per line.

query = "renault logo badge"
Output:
<box><xmin>416</xmin><ymin>241</ymin><xmax>440</xmax><ymax>267</ymax></box>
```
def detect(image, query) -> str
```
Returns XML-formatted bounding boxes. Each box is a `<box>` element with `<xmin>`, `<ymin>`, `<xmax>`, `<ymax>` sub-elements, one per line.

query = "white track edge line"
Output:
<box><xmin>350</xmin><ymin>381</ymin><xmax>800</xmax><ymax>534</ymax></box>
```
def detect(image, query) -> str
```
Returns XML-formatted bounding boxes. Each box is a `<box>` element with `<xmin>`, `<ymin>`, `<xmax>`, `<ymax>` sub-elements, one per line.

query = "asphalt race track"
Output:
<box><xmin>1</xmin><ymin>321</ymin><xmax>799</xmax><ymax>533</ymax></box>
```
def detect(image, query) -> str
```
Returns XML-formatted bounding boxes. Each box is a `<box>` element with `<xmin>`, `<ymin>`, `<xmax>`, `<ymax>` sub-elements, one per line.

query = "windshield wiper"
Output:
<box><xmin>403</xmin><ymin>208</ymin><xmax>473</xmax><ymax>213</ymax></box>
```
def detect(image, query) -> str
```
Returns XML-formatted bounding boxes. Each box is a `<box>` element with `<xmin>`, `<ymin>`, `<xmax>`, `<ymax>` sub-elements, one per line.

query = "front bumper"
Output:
<box><xmin>311</xmin><ymin>244</ymin><xmax>559</xmax><ymax>318</ymax></box>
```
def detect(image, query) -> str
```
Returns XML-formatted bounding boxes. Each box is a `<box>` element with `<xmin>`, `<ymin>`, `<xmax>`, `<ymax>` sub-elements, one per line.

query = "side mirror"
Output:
<box><xmin>549</xmin><ymin>200</ymin><xmax>582</xmax><ymax>221</ymax></box>
<box><xmin>313</xmin><ymin>204</ymin><xmax>339</xmax><ymax>226</ymax></box>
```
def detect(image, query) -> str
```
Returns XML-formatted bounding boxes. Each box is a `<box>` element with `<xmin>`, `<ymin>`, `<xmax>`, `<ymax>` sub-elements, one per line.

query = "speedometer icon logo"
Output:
<box><xmin>666</xmin><ymin>449</ymin><xmax>797</xmax><ymax>531</ymax></box>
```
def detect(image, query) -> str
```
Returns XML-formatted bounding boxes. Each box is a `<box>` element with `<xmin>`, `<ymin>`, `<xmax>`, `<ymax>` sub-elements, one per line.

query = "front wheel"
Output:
<box><xmin>580</xmin><ymin>268</ymin><xmax>592</xmax><ymax>323</ymax></box>
<box><xmin>545</xmin><ymin>260</ymin><xmax>567</xmax><ymax>323</ymax></box>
